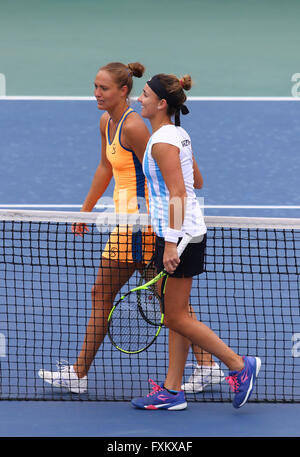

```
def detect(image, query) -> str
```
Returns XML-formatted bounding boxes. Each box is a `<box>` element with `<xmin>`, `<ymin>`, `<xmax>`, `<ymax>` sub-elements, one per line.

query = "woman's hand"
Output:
<box><xmin>163</xmin><ymin>242</ymin><xmax>180</xmax><ymax>274</ymax></box>
<box><xmin>72</xmin><ymin>223</ymin><xmax>89</xmax><ymax>237</ymax></box>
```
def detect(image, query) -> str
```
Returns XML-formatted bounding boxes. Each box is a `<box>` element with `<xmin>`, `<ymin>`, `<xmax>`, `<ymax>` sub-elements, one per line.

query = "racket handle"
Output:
<box><xmin>177</xmin><ymin>233</ymin><xmax>193</xmax><ymax>257</ymax></box>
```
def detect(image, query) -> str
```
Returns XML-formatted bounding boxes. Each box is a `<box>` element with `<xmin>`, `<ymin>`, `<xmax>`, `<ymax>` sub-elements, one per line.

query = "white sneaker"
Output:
<box><xmin>38</xmin><ymin>361</ymin><xmax>87</xmax><ymax>394</ymax></box>
<box><xmin>181</xmin><ymin>363</ymin><xmax>225</xmax><ymax>393</ymax></box>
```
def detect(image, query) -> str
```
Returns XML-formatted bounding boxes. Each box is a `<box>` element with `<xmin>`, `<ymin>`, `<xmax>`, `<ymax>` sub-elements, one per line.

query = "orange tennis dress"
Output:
<box><xmin>102</xmin><ymin>107</ymin><xmax>154</xmax><ymax>263</ymax></box>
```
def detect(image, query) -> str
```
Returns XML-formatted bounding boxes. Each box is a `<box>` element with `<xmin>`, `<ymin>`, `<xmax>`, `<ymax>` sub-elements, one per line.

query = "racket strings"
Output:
<box><xmin>108</xmin><ymin>288</ymin><xmax>162</xmax><ymax>353</ymax></box>
<box><xmin>137</xmin><ymin>286</ymin><xmax>162</xmax><ymax>326</ymax></box>
<box><xmin>137</xmin><ymin>260</ymin><xmax>162</xmax><ymax>326</ymax></box>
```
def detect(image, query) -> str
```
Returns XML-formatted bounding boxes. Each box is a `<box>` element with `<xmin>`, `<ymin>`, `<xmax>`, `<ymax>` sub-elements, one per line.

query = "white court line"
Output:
<box><xmin>204</xmin><ymin>205</ymin><xmax>300</xmax><ymax>209</ymax></box>
<box><xmin>0</xmin><ymin>204</ymin><xmax>114</xmax><ymax>208</ymax></box>
<box><xmin>0</xmin><ymin>96</ymin><xmax>300</xmax><ymax>101</ymax></box>
<box><xmin>1</xmin><ymin>204</ymin><xmax>300</xmax><ymax>209</ymax></box>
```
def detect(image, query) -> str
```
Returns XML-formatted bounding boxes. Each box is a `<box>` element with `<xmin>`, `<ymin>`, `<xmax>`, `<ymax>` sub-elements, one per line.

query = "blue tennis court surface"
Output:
<box><xmin>1</xmin><ymin>98</ymin><xmax>300</xmax><ymax>440</ymax></box>
<box><xmin>0</xmin><ymin>99</ymin><xmax>300</xmax><ymax>216</ymax></box>
<box><xmin>0</xmin><ymin>402</ymin><xmax>300</xmax><ymax>438</ymax></box>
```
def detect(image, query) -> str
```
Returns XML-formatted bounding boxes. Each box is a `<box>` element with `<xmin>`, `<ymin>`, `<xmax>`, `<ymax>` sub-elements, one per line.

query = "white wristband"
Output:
<box><xmin>164</xmin><ymin>228</ymin><xmax>182</xmax><ymax>243</ymax></box>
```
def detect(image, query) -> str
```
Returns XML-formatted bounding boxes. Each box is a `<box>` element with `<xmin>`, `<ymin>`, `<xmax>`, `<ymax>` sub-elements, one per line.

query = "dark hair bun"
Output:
<box><xmin>128</xmin><ymin>62</ymin><xmax>145</xmax><ymax>78</ymax></box>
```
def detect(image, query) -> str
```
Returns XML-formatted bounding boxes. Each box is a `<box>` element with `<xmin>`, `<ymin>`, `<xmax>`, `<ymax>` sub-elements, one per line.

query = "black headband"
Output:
<box><xmin>147</xmin><ymin>75</ymin><xmax>189</xmax><ymax>126</ymax></box>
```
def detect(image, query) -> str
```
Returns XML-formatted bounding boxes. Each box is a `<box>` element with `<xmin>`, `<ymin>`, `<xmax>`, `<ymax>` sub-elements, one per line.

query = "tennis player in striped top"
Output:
<box><xmin>131</xmin><ymin>73</ymin><xmax>261</xmax><ymax>410</ymax></box>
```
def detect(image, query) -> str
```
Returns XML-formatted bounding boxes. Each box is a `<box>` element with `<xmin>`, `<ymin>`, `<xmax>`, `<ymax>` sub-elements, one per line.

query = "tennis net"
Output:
<box><xmin>0</xmin><ymin>210</ymin><xmax>299</xmax><ymax>402</ymax></box>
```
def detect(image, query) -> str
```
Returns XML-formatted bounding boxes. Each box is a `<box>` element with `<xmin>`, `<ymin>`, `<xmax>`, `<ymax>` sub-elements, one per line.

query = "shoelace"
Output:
<box><xmin>147</xmin><ymin>379</ymin><xmax>164</xmax><ymax>397</ymax></box>
<box><xmin>56</xmin><ymin>360</ymin><xmax>70</xmax><ymax>373</ymax></box>
<box><xmin>226</xmin><ymin>374</ymin><xmax>240</xmax><ymax>392</ymax></box>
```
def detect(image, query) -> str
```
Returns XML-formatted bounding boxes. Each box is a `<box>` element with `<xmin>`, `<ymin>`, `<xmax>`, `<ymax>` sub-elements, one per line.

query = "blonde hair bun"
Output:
<box><xmin>127</xmin><ymin>62</ymin><xmax>145</xmax><ymax>78</ymax></box>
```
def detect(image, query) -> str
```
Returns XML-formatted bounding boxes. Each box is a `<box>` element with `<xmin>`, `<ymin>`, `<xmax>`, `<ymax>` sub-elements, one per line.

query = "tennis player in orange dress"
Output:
<box><xmin>38</xmin><ymin>62</ymin><xmax>154</xmax><ymax>392</ymax></box>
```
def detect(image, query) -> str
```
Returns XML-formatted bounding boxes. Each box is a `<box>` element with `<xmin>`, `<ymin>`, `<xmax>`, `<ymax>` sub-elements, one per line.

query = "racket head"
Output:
<box><xmin>107</xmin><ymin>286</ymin><xmax>164</xmax><ymax>354</ymax></box>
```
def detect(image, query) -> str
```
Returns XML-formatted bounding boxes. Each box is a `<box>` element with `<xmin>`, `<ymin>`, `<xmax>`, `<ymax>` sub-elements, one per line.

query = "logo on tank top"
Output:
<box><xmin>112</xmin><ymin>143</ymin><xmax>117</xmax><ymax>154</ymax></box>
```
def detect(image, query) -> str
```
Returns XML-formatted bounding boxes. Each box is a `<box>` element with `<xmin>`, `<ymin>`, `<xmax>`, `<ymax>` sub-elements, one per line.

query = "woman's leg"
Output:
<box><xmin>188</xmin><ymin>304</ymin><xmax>216</xmax><ymax>366</ymax></box>
<box><xmin>165</xmin><ymin>306</ymin><xmax>216</xmax><ymax>392</ymax></box>
<box><xmin>163</xmin><ymin>276</ymin><xmax>244</xmax><ymax>391</ymax></box>
<box><xmin>73</xmin><ymin>258</ymin><xmax>137</xmax><ymax>378</ymax></box>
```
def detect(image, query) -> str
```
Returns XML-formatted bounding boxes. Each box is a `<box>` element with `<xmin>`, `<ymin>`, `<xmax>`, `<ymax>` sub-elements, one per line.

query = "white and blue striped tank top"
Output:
<box><xmin>142</xmin><ymin>125</ymin><xmax>206</xmax><ymax>239</ymax></box>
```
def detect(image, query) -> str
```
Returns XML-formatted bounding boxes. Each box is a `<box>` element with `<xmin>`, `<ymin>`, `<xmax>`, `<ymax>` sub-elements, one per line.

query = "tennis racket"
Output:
<box><xmin>107</xmin><ymin>233</ymin><xmax>192</xmax><ymax>354</ymax></box>
<box><xmin>137</xmin><ymin>257</ymin><xmax>161</xmax><ymax>327</ymax></box>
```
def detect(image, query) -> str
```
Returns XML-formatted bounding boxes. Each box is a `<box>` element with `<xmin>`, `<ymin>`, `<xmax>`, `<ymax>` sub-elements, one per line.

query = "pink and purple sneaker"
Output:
<box><xmin>226</xmin><ymin>356</ymin><xmax>261</xmax><ymax>408</ymax></box>
<box><xmin>131</xmin><ymin>379</ymin><xmax>187</xmax><ymax>411</ymax></box>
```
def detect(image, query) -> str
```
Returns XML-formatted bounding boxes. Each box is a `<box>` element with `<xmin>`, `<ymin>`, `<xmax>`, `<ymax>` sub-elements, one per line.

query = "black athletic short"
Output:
<box><xmin>153</xmin><ymin>233</ymin><xmax>207</xmax><ymax>278</ymax></box>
